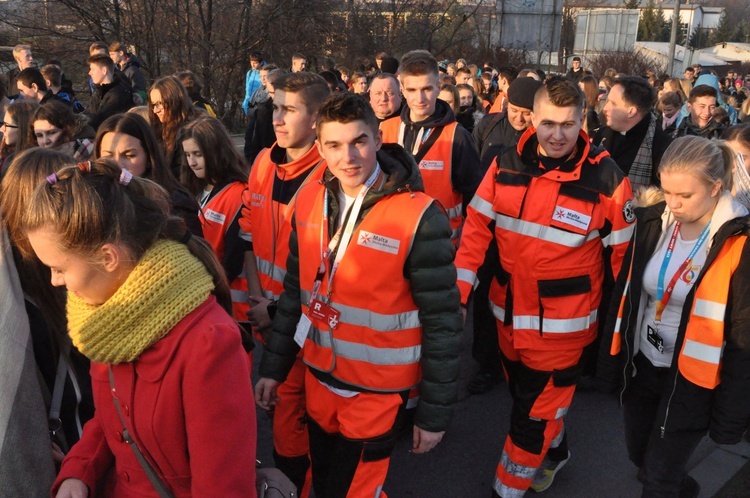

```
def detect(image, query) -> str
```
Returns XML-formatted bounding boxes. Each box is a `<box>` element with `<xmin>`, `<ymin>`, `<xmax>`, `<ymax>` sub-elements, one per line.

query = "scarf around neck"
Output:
<box><xmin>67</xmin><ymin>239</ymin><xmax>214</xmax><ymax>364</ymax></box>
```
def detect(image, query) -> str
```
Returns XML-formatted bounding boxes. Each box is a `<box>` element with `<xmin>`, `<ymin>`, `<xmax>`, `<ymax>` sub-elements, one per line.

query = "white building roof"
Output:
<box><xmin>635</xmin><ymin>41</ymin><xmax>728</xmax><ymax>67</ymax></box>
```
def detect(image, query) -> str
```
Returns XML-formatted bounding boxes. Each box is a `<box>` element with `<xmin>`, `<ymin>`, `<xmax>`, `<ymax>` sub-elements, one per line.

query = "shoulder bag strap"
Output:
<box><xmin>108</xmin><ymin>367</ymin><xmax>175</xmax><ymax>498</ymax></box>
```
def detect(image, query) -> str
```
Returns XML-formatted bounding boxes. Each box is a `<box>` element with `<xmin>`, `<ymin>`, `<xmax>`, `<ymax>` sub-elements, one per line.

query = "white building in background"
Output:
<box><xmin>634</xmin><ymin>41</ymin><xmax>750</xmax><ymax>77</ymax></box>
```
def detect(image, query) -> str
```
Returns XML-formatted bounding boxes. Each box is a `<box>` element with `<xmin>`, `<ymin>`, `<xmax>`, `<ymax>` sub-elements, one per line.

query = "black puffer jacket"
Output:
<box><xmin>260</xmin><ymin>143</ymin><xmax>463</xmax><ymax>433</ymax></box>
<box><xmin>599</xmin><ymin>196</ymin><xmax>750</xmax><ymax>444</ymax></box>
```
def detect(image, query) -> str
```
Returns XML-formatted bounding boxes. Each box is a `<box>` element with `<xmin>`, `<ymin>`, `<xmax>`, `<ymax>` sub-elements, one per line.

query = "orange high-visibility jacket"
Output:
<box><xmin>380</xmin><ymin>117</ymin><xmax>463</xmax><ymax>240</ymax></box>
<box><xmin>294</xmin><ymin>181</ymin><xmax>434</xmax><ymax>392</ymax></box>
<box><xmin>199</xmin><ymin>181</ymin><xmax>249</xmax><ymax>322</ymax></box>
<box><xmin>455</xmin><ymin>127</ymin><xmax>635</xmax><ymax>351</ymax></box>
<box><xmin>239</xmin><ymin>145</ymin><xmax>325</xmax><ymax>301</ymax></box>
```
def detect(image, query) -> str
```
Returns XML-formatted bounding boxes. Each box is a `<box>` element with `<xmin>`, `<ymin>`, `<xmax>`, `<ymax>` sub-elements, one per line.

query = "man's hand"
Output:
<box><xmin>255</xmin><ymin>378</ymin><xmax>281</xmax><ymax>410</ymax></box>
<box><xmin>412</xmin><ymin>426</ymin><xmax>445</xmax><ymax>454</ymax></box>
<box><xmin>55</xmin><ymin>478</ymin><xmax>88</xmax><ymax>498</ymax></box>
<box><xmin>247</xmin><ymin>295</ymin><xmax>272</xmax><ymax>340</ymax></box>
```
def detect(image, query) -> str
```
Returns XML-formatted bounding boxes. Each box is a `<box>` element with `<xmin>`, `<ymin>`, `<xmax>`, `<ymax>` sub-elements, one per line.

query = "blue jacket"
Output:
<box><xmin>242</xmin><ymin>68</ymin><xmax>263</xmax><ymax>115</ymax></box>
<box><xmin>675</xmin><ymin>73</ymin><xmax>738</xmax><ymax>127</ymax></box>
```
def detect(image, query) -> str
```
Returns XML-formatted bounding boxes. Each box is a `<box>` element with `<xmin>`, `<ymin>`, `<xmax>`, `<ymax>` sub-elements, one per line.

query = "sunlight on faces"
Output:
<box><xmin>602</xmin><ymin>85</ymin><xmax>635</xmax><ymax>132</ymax></box>
<box><xmin>316</xmin><ymin>120</ymin><xmax>381</xmax><ymax>197</ymax></box>
<box><xmin>458</xmin><ymin>89</ymin><xmax>473</xmax><ymax>107</ymax></box>
<box><xmin>34</xmin><ymin>120</ymin><xmax>63</xmax><ymax>148</ymax></box>
<box><xmin>182</xmin><ymin>138</ymin><xmax>206</xmax><ymax>179</ymax></box>
<box><xmin>401</xmin><ymin>73</ymin><xmax>439</xmax><ymax>122</ymax></box>
<box><xmin>661</xmin><ymin>104</ymin><xmax>679</xmax><ymax>119</ymax></box>
<box><xmin>507</xmin><ymin>103</ymin><xmax>533</xmax><ymax>132</ymax></box>
<box><xmin>99</xmin><ymin>132</ymin><xmax>149</xmax><ymax>177</ymax></box>
<box><xmin>1</xmin><ymin>117</ymin><xmax>18</xmax><ymax>147</ymax></box>
<box><xmin>150</xmin><ymin>89</ymin><xmax>166</xmax><ymax>123</ymax></box>
<box><xmin>272</xmin><ymin>89</ymin><xmax>317</xmax><ymax>151</ymax></box>
<box><xmin>660</xmin><ymin>171</ymin><xmax>720</xmax><ymax>227</ymax></box>
<box><xmin>89</xmin><ymin>63</ymin><xmax>107</xmax><ymax>85</ymax></box>
<box><xmin>438</xmin><ymin>89</ymin><xmax>455</xmax><ymax>110</ymax></box>
<box><xmin>369</xmin><ymin>77</ymin><xmax>401</xmax><ymax>119</ymax></box>
<box><xmin>688</xmin><ymin>96</ymin><xmax>717</xmax><ymax>128</ymax></box>
<box><xmin>531</xmin><ymin>95</ymin><xmax>582</xmax><ymax>159</ymax></box>
<box><xmin>28</xmin><ymin>227</ymin><xmax>132</xmax><ymax>306</ymax></box>
<box><xmin>17</xmin><ymin>81</ymin><xmax>38</xmax><ymax>100</ymax></box>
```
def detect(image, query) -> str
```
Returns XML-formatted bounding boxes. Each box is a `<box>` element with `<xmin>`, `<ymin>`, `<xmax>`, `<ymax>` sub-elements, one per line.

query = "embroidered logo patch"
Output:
<box><xmin>357</xmin><ymin>230</ymin><xmax>400</xmax><ymax>254</ymax></box>
<box><xmin>553</xmin><ymin>205</ymin><xmax>591</xmax><ymax>231</ymax></box>
<box><xmin>204</xmin><ymin>209</ymin><xmax>226</xmax><ymax>225</ymax></box>
<box><xmin>419</xmin><ymin>160</ymin><xmax>444</xmax><ymax>170</ymax></box>
<box><xmin>623</xmin><ymin>199</ymin><xmax>636</xmax><ymax>223</ymax></box>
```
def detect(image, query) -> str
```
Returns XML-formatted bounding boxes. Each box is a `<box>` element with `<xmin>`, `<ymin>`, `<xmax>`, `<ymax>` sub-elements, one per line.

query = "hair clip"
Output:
<box><xmin>46</xmin><ymin>173</ymin><xmax>58</xmax><ymax>185</ymax></box>
<box><xmin>77</xmin><ymin>161</ymin><xmax>92</xmax><ymax>173</ymax></box>
<box><xmin>119</xmin><ymin>169</ymin><xmax>133</xmax><ymax>186</ymax></box>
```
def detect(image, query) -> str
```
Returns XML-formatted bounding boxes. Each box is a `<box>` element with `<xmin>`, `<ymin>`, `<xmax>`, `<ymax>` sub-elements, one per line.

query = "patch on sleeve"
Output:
<box><xmin>623</xmin><ymin>200</ymin><xmax>636</xmax><ymax>223</ymax></box>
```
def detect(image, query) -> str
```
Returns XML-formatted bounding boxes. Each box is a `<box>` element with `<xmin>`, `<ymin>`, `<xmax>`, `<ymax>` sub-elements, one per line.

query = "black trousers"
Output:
<box><xmin>472</xmin><ymin>240</ymin><xmax>502</xmax><ymax>373</ymax></box>
<box><xmin>623</xmin><ymin>353</ymin><xmax>704</xmax><ymax>498</ymax></box>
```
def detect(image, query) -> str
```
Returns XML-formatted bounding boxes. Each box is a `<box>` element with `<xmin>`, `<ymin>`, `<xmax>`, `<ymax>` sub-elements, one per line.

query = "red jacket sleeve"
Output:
<box><xmin>454</xmin><ymin>159</ymin><xmax>500</xmax><ymax>304</ymax></box>
<box><xmin>600</xmin><ymin>176</ymin><xmax>635</xmax><ymax>282</ymax></box>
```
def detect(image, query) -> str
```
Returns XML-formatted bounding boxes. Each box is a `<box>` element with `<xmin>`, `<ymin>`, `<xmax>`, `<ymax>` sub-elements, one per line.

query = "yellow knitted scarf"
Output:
<box><xmin>67</xmin><ymin>239</ymin><xmax>214</xmax><ymax>364</ymax></box>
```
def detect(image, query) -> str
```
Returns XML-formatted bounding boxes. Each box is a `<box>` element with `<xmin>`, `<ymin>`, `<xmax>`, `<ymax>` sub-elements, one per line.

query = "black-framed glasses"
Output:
<box><xmin>1</xmin><ymin>122</ymin><xmax>18</xmax><ymax>129</ymax></box>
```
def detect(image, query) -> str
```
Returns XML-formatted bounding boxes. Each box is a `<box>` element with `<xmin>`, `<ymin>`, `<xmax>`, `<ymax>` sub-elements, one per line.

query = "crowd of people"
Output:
<box><xmin>1</xmin><ymin>40</ymin><xmax>750</xmax><ymax>498</ymax></box>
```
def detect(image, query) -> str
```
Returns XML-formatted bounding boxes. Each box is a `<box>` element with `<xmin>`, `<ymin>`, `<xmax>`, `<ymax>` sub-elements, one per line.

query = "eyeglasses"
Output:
<box><xmin>152</xmin><ymin>101</ymin><xmax>164</xmax><ymax>111</ymax></box>
<box><xmin>0</xmin><ymin>122</ymin><xmax>18</xmax><ymax>129</ymax></box>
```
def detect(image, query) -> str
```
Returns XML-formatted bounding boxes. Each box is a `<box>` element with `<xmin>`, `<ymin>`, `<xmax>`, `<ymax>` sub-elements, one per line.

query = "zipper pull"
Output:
<box><xmin>660</xmin><ymin>425</ymin><xmax>665</xmax><ymax>438</ymax></box>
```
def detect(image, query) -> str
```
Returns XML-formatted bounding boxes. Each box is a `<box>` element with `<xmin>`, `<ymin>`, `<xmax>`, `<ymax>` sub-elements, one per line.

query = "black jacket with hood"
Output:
<box><xmin>260</xmin><ymin>143</ymin><xmax>463</xmax><ymax>433</ymax></box>
<box><xmin>598</xmin><ymin>190</ymin><xmax>750</xmax><ymax>444</ymax></box>
<box><xmin>398</xmin><ymin>99</ymin><xmax>482</xmax><ymax>214</ymax></box>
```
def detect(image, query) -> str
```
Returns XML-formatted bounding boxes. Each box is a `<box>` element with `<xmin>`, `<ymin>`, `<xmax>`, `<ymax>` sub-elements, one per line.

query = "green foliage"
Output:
<box><xmin>637</xmin><ymin>1</ymin><xmax>670</xmax><ymax>42</ymax></box>
<box><xmin>708</xmin><ymin>11</ymin><xmax>738</xmax><ymax>46</ymax></box>
<box><xmin>623</xmin><ymin>0</ymin><xmax>640</xmax><ymax>9</ymax></box>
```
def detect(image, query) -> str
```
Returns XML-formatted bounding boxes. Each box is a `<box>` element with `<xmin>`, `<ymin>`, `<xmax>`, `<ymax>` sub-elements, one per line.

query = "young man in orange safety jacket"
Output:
<box><xmin>379</xmin><ymin>50</ymin><xmax>481</xmax><ymax>243</ymax></box>
<box><xmin>256</xmin><ymin>93</ymin><xmax>462</xmax><ymax>498</ymax></box>
<box><xmin>239</xmin><ymin>72</ymin><xmax>330</xmax><ymax>497</ymax></box>
<box><xmin>455</xmin><ymin>76</ymin><xmax>635</xmax><ymax>497</ymax></box>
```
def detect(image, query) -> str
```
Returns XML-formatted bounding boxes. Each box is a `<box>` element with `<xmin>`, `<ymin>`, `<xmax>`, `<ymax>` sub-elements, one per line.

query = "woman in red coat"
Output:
<box><xmin>23</xmin><ymin>158</ymin><xmax>257</xmax><ymax>497</ymax></box>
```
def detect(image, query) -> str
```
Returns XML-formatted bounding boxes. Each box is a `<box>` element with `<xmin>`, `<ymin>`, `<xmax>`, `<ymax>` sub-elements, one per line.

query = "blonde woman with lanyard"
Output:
<box><xmin>601</xmin><ymin>135</ymin><xmax>750</xmax><ymax>497</ymax></box>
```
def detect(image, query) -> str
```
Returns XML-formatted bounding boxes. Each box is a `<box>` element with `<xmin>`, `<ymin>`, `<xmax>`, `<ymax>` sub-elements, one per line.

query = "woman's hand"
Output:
<box><xmin>55</xmin><ymin>478</ymin><xmax>89</xmax><ymax>498</ymax></box>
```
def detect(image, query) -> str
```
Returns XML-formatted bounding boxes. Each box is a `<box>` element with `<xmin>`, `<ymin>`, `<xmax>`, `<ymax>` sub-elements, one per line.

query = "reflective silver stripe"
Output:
<box><xmin>490</xmin><ymin>301</ymin><xmax>506</xmax><ymax>322</ymax></box>
<box><xmin>499</xmin><ymin>450</ymin><xmax>537</xmax><ymax>480</ymax></box>
<box><xmin>255</xmin><ymin>256</ymin><xmax>286</xmax><ymax>285</ymax></box>
<box><xmin>551</xmin><ymin>426</ymin><xmax>565</xmax><ymax>447</ymax></box>
<box><xmin>301</xmin><ymin>290</ymin><xmax>421</xmax><ymax>331</ymax></box>
<box><xmin>682</xmin><ymin>339</ymin><xmax>723</xmax><ymax>365</ymax></box>
<box><xmin>496</xmin><ymin>213</ymin><xmax>600</xmax><ymax>248</ymax></box>
<box><xmin>374</xmin><ymin>485</ymin><xmax>383</xmax><ymax>498</ymax></box>
<box><xmin>445</xmin><ymin>203</ymin><xmax>462</xmax><ymax>219</ymax></box>
<box><xmin>601</xmin><ymin>224</ymin><xmax>635</xmax><ymax>248</ymax></box>
<box><xmin>231</xmin><ymin>289</ymin><xmax>248</xmax><ymax>303</ymax></box>
<box><xmin>493</xmin><ymin>477</ymin><xmax>527</xmax><ymax>498</ymax></box>
<box><xmin>262</xmin><ymin>289</ymin><xmax>279</xmax><ymax>301</ymax></box>
<box><xmin>456</xmin><ymin>268</ymin><xmax>478</xmax><ymax>288</ymax></box>
<box><xmin>555</xmin><ymin>406</ymin><xmax>569</xmax><ymax>419</ymax></box>
<box><xmin>513</xmin><ymin>310</ymin><xmax>597</xmax><ymax>334</ymax></box>
<box><xmin>239</xmin><ymin>229</ymin><xmax>252</xmax><ymax>242</ymax></box>
<box><xmin>693</xmin><ymin>299</ymin><xmax>726</xmax><ymax>322</ymax></box>
<box><xmin>309</xmin><ymin>328</ymin><xmax>421</xmax><ymax>365</ymax></box>
<box><xmin>406</xmin><ymin>395</ymin><xmax>419</xmax><ymax>409</ymax></box>
<box><xmin>469</xmin><ymin>195</ymin><xmax>495</xmax><ymax>219</ymax></box>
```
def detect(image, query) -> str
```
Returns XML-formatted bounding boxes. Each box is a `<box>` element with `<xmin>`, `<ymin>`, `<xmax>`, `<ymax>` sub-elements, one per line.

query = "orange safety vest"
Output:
<box><xmin>199</xmin><ymin>181</ymin><xmax>249</xmax><ymax>322</ymax></box>
<box><xmin>610</xmin><ymin>234</ymin><xmax>747</xmax><ymax>390</ymax></box>
<box><xmin>294</xmin><ymin>182</ymin><xmax>434</xmax><ymax>392</ymax></box>
<box><xmin>380</xmin><ymin>117</ymin><xmax>463</xmax><ymax>241</ymax></box>
<box><xmin>240</xmin><ymin>145</ymin><xmax>325</xmax><ymax>301</ymax></box>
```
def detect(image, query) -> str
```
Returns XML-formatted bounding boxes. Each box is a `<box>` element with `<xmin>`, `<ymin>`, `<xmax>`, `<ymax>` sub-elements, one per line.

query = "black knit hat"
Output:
<box><xmin>507</xmin><ymin>78</ymin><xmax>543</xmax><ymax>110</ymax></box>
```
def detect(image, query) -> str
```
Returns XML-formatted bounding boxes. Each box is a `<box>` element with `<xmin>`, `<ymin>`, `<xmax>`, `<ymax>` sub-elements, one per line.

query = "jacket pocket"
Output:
<box><xmin>538</xmin><ymin>275</ymin><xmax>594</xmax><ymax>340</ymax></box>
<box><xmin>549</xmin><ymin>191</ymin><xmax>597</xmax><ymax>236</ymax></box>
<box><xmin>492</xmin><ymin>172</ymin><xmax>530</xmax><ymax>219</ymax></box>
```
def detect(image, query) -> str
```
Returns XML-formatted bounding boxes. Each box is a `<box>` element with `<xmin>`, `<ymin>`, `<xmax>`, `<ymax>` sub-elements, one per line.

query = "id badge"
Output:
<box><xmin>294</xmin><ymin>314</ymin><xmax>312</xmax><ymax>348</ymax></box>
<box><xmin>327</xmin><ymin>306</ymin><xmax>341</xmax><ymax>329</ymax></box>
<box><xmin>308</xmin><ymin>299</ymin><xmax>329</xmax><ymax>322</ymax></box>
<box><xmin>647</xmin><ymin>324</ymin><xmax>664</xmax><ymax>353</ymax></box>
